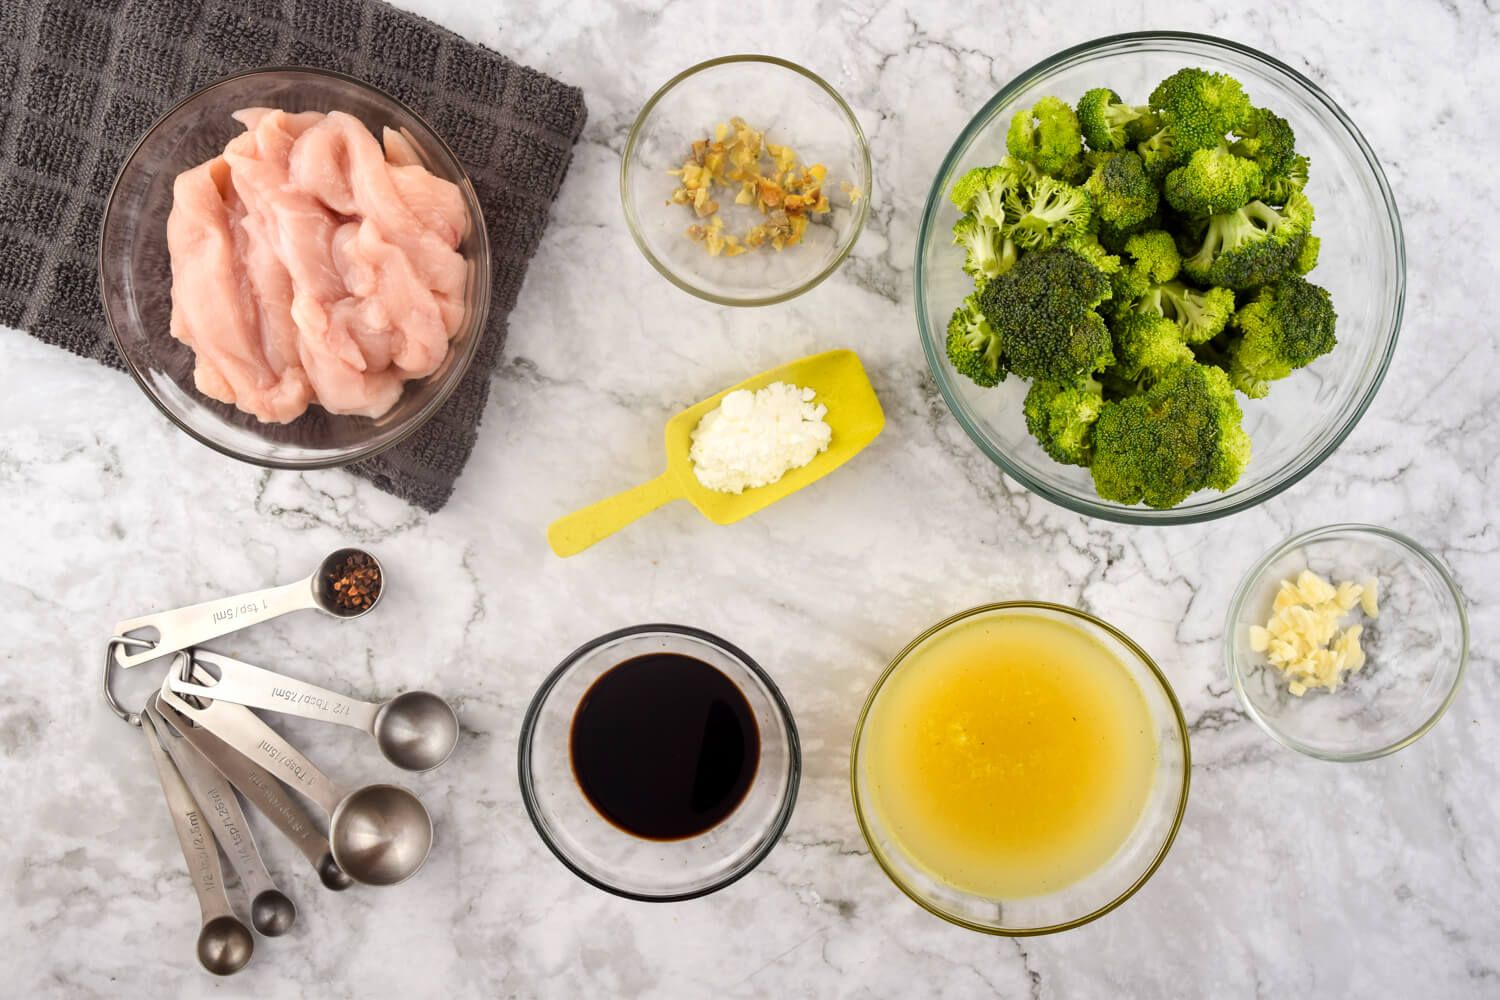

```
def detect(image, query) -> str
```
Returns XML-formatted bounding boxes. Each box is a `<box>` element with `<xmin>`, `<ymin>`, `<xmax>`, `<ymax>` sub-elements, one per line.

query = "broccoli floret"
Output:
<box><xmin>1294</xmin><ymin>233</ymin><xmax>1320</xmax><ymax>274</ymax></box>
<box><xmin>1106</xmin><ymin>230</ymin><xmax>1180</xmax><ymax>318</ymax></box>
<box><xmin>977</xmin><ymin>246</ymin><xmax>1114</xmax><ymax>381</ymax></box>
<box><xmin>1006</xmin><ymin>96</ymin><xmax>1084</xmax><ymax>178</ymax></box>
<box><xmin>1181</xmin><ymin>192</ymin><xmax>1312</xmax><ymax>290</ymax></box>
<box><xmin>1090</xmin><ymin>362</ymin><xmax>1251</xmax><ymax>508</ymax></box>
<box><xmin>1077</xmin><ymin>88</ymin><xmax>1150</xmax><ymax>152</ymax></box>
<box><xmin>1004</xmin><ymin>175</ymin><xmax>1093</xmax><ymax>250</ymax></box>
<box><xmin>1122</xmin><ymin>230</ymin><xmax>1182</xmax><ymax>283</ymax></box>
<box><xmin>1024</xmin><ymin>377</ymin><xmax>1104</xmax><ymax>466</ymax></box>
<box><xmin>1259</xmin><ymin>154</ymin><xmax>1310</xmax><ymax>205</ymax></box>
<box><xmin>1221</xmin><ymin>275</ymin><xmax>1337</xmax><ymax>397</ymax></box>
<box><xmin>952</xmin><ymin>213</ymin><xmax>1017</xmax><ymax>287</ymax></box>
<box><xmin>1148</xmin><ymin>67</ymin><xmax>1252</xmax><ymax>157</ymax></box>
<box><xmin>1063</xmin><ymin>232</ymin><xmax>1123</xmax><ymax>278</ymax></box>
<box><xmin>1139</xmin><ymin>280</ymin><xmax>1236</xmax><ymax>344</ymax></box>
<box><xmin>1231</xmin><ymin>107</ymin><xmax>1298</xmax><ymax>184</ymax></box>
<box><xmin>1164</xmin><ymin>145</ymin><xmax>1263</xmax><ymax>216</ymax></box>
<box><xmin>1136</xmin><ymin>127</ymin><xmax>1180</xmax><ymax>180</ymax></box>
<box><xmin>946</xmin><ymin>292</ymin><xmax>1005</xmax><ymax>387</ymax></box>
<box><xmin>949</xmin><ymin>160</ymin><xmax>1031</xmax><ymax>221</ymax></box>
<box><xmin>1085</xmin><ymin>151</ymin><xmax>1158</xmax><ymax>230</ymax></box>
<box><xmin>1111</xmin><ymin>312</ymin><xmax>1194</xmax><ymax>380</ymax></box>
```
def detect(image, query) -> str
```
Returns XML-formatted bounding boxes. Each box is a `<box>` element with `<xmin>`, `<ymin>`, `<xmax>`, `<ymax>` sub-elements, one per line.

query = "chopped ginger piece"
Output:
<box><xmin>1360</xmin><ymin>577</ymin><xmax>1380</xmax><ymax>618</ymax></box>
<box><xmin>666</xmin><ymin>116</ymin><xmax>845</xmax><ymax>259</ymax></box>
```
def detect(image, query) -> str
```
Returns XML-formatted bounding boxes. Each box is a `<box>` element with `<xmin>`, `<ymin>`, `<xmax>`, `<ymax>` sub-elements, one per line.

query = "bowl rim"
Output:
<box><xmin>619</xmin><ymin>53</ymin><xmax>873</xmax><ymax>307</ymax></box>
<box><xmin>849</xmin><ymin>601</ymin><xmax>1191</xmax><ymax>936</ymax></box>
<box><xmin>98</xmin><ymin>64</ymin><xmax>493</xmax><ymax>471</ymax></box>
<box><xmin>914</xmin><ymin>30</ymin><xmax>1407</xmax><ymax>524</ymax></box>
<box><xmin>1224</xmin><ymin>522</ymin><xmax>1470</xmax><ymax>762</ymax></box>
<box><xmin>517</xmin><ymin>622</ymin><xmax>802</xmax><ymax>902</ymax></box>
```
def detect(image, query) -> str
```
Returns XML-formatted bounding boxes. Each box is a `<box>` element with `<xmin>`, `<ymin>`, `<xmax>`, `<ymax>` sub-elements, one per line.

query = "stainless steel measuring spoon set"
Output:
<box><xmin>106</xmin><ymin>550</ymin><xmax>458</xmax><ymax>976</ymax></box>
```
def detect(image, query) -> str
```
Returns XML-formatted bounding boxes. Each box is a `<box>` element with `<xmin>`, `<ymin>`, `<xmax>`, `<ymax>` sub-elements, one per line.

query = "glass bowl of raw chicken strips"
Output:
<box><xmin>100</xmin><ymin>67</ymin><xmax>491</xmax><ymax>468</ymax></box>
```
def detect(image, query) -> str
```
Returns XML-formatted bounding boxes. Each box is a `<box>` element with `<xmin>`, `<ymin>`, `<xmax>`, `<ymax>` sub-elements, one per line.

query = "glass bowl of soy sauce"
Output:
<box><xmin>519</xmin><ymin>625</ymin><xmax>801</xmax><ymax>901</ymax></box>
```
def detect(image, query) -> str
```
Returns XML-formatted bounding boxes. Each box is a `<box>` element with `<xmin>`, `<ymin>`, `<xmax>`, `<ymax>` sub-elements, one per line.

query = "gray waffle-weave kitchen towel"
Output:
<box><xmin>0</xmin><ymin>0</ymin><xmax>586</xmax><ymax>512</ymax></box>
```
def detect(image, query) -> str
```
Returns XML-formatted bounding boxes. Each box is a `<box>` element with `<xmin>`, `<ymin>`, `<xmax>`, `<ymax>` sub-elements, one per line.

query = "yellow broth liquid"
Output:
<box><xmin>864</xmin><ymin>613</ymin><xmax>1157</xmax><ymax>898</ymax></box>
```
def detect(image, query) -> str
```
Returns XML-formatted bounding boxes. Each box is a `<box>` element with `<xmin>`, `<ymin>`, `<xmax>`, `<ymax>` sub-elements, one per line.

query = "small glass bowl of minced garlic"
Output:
<box><xmin>1225</xmin><ymin>524</ymin><xmax>1469</xmax><ymax>761</ymax></box>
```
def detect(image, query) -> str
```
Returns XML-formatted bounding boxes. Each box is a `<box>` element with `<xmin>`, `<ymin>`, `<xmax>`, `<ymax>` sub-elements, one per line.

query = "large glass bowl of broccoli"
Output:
<box><xmin>914</xmin><ymin>32</ymin><xmax>1403</xmax><ymax>524</ymax></box>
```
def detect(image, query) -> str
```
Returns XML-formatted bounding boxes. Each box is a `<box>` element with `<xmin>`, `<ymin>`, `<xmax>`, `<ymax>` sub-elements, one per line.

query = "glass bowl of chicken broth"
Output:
<box><xmin>851</xmin><ymin>603</ymin><xmax>1190</xmax><ymax>934</ymax></box>
<box><xmin>519</xmin><ymin>624</ymin><xmax>801</xmax><ymax>901</ymax></box>
<box><xmin>99</xmin><ymin>67</ymin><xmax>490</xmax><ymax>469</ymax></box>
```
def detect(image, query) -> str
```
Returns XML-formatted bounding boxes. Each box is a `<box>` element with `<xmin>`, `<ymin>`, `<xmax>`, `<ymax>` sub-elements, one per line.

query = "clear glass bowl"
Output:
<box><xmin>518</xmin><ymin>625</ymin><xmax>800</xmax><ymax>901</ymax></box>
<box><xmin>850</xmin><ymin>603</ymin><xmax>1190</xmax><ymax>935</ymax></box>
<box><xmin>914</xmin><ymin>32</ymin><xmax>1404</xmax><ymax>523</ymax></box>
<box><xmin>99</xmin><ymin>67</ymin><xmax>491</xmax><ymax>469</ymax></box>
<box><xmin>621</xmin><ymin>55</ymin><xmax>872</xmax><ymax>306</ymax></box>
<box><xmin>1226</xmin><ymin>524</ymin><xmax>1469</xmax><ymax>761</ymax></box>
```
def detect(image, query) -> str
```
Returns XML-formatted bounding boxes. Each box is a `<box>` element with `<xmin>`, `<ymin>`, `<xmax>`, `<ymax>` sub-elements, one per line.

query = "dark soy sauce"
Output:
<box><xmin>570</xmin><ymin>652</ymin><xmax>760</xmax><ymax>841</ymax></box>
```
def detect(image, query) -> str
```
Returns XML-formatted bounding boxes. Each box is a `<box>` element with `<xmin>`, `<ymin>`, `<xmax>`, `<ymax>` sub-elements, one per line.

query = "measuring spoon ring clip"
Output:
<box><xmin>103</xmin><ymin>635</ymin><xmax>177</xmax><ymax>727</ymax></box>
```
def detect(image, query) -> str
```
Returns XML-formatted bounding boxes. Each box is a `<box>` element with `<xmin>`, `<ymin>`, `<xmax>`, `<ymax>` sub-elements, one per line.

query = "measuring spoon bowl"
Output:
<box><xmin>140</xmin><ymin>712</ymin><xmax>254</xmax><ymax>975</ymax></box>
<box><xmin>171</xmin><ymin>649</ymin><xmax>458</xmax><ymax>771</ymax></box>
<box><xmin>375</xmin><ymin>690</ymin><xmax>460</xmax><ymax>772</ymax></box>
<box><xmin>159</xmin><ymin>678</ymin><xmax>432</xmax><ymax>886</ymax></box>
<box><xmin>330</xmin><ymin>784</ymin><xmax>436</xmax><ymax>887</ymax></box>
<box><xmin>112</xmin><ymin>548</ymin><xmax>383</xmax><ymax>669</ymax></box>
<box><xmin>147</xmin><ymin>695</ymin><xmax>298</xmax><ymax>936</ymax></box>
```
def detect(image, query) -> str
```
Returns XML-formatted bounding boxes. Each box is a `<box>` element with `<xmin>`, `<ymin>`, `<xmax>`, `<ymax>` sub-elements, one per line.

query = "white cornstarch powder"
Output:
<box><xmin>689</xmin><ymin>381</ymin><xmax>832</xmax><ymax>494</ymax></box>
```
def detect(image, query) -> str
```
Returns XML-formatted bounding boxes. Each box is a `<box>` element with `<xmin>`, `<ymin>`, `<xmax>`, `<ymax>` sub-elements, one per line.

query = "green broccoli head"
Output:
<box><xmin>1006</xmin><ymin>96</ymin><xmax>1084</xmax><ymax>178</ymax></box>
<box><xmin>1164</xmin><ymin>145</ymin><xmax>1263</xmax><ymax>216</ymax></box>
<box><xmin>952</xmin><ymin>213</ymin><xmax>1017</xmax><ymax>287</ymax></box>
<box><xmin>1294</xmin><ymin>233</ymin><xmax>1320</xmax><ymax>274</ymax></box>
<box><xmin>1222</xmin><ymin>274</ymin><xmax>1338</xmax><ymax>397</ymax></box>
<box><xmin>1231</xmin><ymin>107</ymin><xmax>1298</xmax><ymax>184</ymax></box>
<box><xmin>946</xmin><ymin>291</ymin><xmax>1005</xmax><ymax>387</ymax></box>
<box><xmin>1122</xmin><ymin>230</ymin><xmax>1182</xmax><ymax>284</ymax></box>
<box><xmin>1090</xmin><ymin>362</ymin><xmax>1251</xmax><ymax>508</ymax></box>
<box><xmin>1139</xmin><ymin>280</ymin><xmax>1236</xmax><ymax>344</ymax></box>
<box><xmin>1181</xmin><ymin>192</ymin><xmax>1313</xmax><ymax>290</ymax></box>
<box><xmin>1136</xmin><ymin>127</ymin><xmax>1181</xmax><ymax>180</ymax></box>
<box><xmin>1111</xmin><ymin>312</ymin><xmax>1194</xmax><ymax>380</ymax></box>
<box><xmin>1097</xmin><ymin>211</ymin><xmax>1159</xmax><ymax>254</ymax></box>
<box><xmin>977</xmin><ymin>246</ymin><xmax>1114</xmax><ymax>381</ymax></box>
<box><xmin>1004</xmin><ymin>175</ymin><xmax>1093</xmax><ymax>250</ymax></box>
<box><xmin>1148</xmin><ymin>67</ymin><xmax>1252</xmax><ymax>157</ymax></box>
<box><xmin>1259</xmin><ymin>154</ymin><xmax>1310</xmax><ymax>205</ymax></box>
<box><xmin>1105</xmin><ymin>230</ymin><xmax>1180</xmax><ymax>318</ymax></box>
<box><xmin>1024</xmin><ymin>377</ymin><xmax>1104</xmax><ymax>466</ymax></box>
<box><xmin>1077</xmin><ymin>88</ymin><xmax>1150</xmax><ymax>152</ymax></box>
<box><xmin>1085</xmin><ymin>151</ymin><xmax>1159</xmax><ymax>230</ymax></box>
<box><xmin>949</xmin><ymin>160</ymin><xmax>1030</xmax><ymax>222</ymax></box>
<box><xmin>1063</xmin><ymin>232</ymin><xmax>1123</xmax><ymax>277</ymax></box>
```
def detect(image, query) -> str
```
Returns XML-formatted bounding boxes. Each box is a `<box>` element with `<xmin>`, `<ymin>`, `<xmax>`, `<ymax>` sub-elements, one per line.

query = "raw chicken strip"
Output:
<box><xmin>165</xmin><ymin>108</ymin><xmax>470</xmax><ymax>423</ymax></box>
<box><xmin>167</xmin><ymin>159</ymin><xmax>313</xmax><ymax>423</ymax></box>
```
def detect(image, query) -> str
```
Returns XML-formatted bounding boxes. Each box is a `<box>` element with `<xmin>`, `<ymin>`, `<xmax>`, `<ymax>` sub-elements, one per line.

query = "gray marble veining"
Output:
<box><xmin>2</xmin><ymin>0</ymin><xmax>1497</xmax><ymax>996</ymax></box>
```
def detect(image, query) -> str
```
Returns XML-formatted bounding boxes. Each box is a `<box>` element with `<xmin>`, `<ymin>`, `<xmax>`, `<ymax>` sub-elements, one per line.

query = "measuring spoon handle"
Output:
<box><xmin>171</xmin><ymin>649</ymin><xmax>380</xmax><ymax>733</ymax></box>
<box><xmin>155</xmin><ymin>697</ymin><xmax>343</xmax><ymax>886</ymax></box>
<box><xmin>148</xmin><ymin>698</ymin><xmax>278</xmax><ymax>900</ymax></box>
<box><xmin>113</xmin><ymin>578</ymin><xmax>317</xmax><ymax>669</ymax></box>
<box><xmin>158</xmin><ymin>677</ymin><xmax>345</xmax><ymax>817</ymax></box>
<box><xmin>140</xmin><ymin>714</ymin><xmax>237</xmax><ymax>924</ymax></box>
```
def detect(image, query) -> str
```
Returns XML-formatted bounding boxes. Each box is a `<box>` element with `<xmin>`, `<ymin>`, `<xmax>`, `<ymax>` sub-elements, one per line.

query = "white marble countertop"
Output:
<box><xmin>3</xmin><ymin>0</ymin><xmax>1497</xmax><ymax>996</ymax></box>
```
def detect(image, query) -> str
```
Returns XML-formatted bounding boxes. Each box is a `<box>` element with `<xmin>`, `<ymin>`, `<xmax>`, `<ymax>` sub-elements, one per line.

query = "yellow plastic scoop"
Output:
<box><xmin>548</xmin><ymin>349</ymin><xmax>884</xmax><ymax>557</ymax></box>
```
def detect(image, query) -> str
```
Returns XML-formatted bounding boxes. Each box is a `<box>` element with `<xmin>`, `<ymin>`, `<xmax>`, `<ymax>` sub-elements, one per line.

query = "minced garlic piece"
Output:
<box><xmin>667</xmin><ymin>117</ymin><xmax>844</xmax><ymax>256</ymax></box>
<box><xmin>1255</xmin><ymin>570</ymin><xmax>1380</xmax><ymax>696</ymax></box>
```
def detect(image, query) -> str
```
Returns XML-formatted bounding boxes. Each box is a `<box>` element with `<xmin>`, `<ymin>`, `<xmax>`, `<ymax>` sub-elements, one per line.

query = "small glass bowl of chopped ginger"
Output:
<box><xmin>1225</xmin><ymin>524</ymin><xmax>1469</xmax><ymax>761</ymax></box>
<box><xmin>621</xmin><ymin>55</ymin><xmax>872</xmax><ymax>306</ymax></box>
